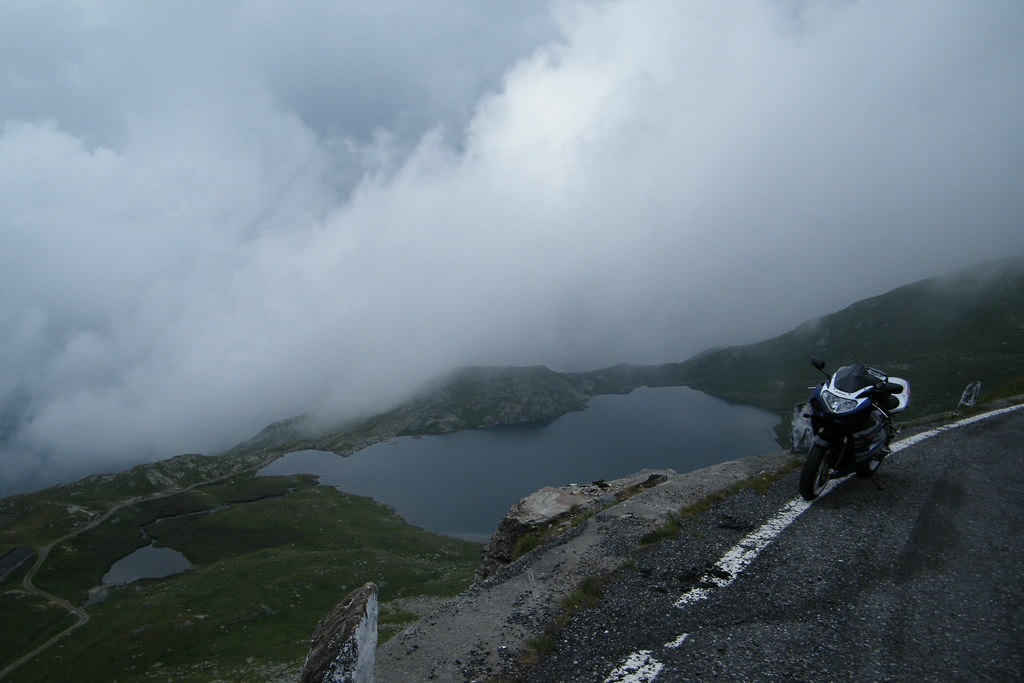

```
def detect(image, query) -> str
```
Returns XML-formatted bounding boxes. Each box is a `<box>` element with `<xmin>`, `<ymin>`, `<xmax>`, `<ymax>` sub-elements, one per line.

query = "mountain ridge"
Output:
<box><xmin>3</xmin><ymin>255</ymin><xmax>1022</xmax><ymax>680</ymax></box>
<box><xmin>228</xmin><ymin>253</ymin><xmax>1024</xmax><ymax>459</ymax></box>
<box><xmin>655</xmin><ymin>253</ymin><xmax>1024</xmax><ymax>418</ymax></box>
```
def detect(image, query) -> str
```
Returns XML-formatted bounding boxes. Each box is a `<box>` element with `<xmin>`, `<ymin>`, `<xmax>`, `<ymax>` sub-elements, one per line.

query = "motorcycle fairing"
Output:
<box><xmin>832</xmin><ymin>364</ymin><xmax>887</xmax><ymax>393</ymax></box>
<box><xmin>825</xmin><ymin>365</ymin><xmax>910</xmax><ymax>415</ymax></box>
<box><xmin>886</xmin><ymin>377</ymin><xmax>910</xmax><ymax>413</ymax></box>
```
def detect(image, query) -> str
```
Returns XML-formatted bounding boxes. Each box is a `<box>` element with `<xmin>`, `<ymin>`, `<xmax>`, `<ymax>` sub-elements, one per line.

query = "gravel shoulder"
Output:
<box><xmin>375</xmin><ymin>448</ymin><xmax>800</xmax><ymax>682</ymax></box>
<box><xmin>522</xmin><ymin>406</ymin><xmax>1024</xmax><ymax>682</ymax></box>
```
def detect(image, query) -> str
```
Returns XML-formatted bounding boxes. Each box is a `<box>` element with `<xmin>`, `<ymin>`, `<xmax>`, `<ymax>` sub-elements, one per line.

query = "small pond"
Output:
<box><xmin>259</xmin><ymin>386</ymin><xmax>780</xmax><ymax>541</ymax></box>
<box><xmin>102</xmin><ymin>543</ymin><xmax>193</xmax><ymax>586</ymax></box>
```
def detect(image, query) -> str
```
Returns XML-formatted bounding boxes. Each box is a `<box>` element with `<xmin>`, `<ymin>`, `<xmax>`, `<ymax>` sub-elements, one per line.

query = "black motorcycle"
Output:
<box><xmin>799</xmin><ymin>356</ymin><xmax>910</xmax><ymax>500</ymax></box>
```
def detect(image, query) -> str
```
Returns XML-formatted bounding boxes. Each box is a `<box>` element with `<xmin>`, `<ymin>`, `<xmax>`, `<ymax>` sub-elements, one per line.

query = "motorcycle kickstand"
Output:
<box><xmin>866</xmin><ymin>467</ymin><xmax>885</xmax><ymax>491</ymax></box>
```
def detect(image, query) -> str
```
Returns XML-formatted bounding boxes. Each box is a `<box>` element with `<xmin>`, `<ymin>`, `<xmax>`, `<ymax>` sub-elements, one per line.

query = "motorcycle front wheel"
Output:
<box><xmin>799</xmin><ymin>444</ymin><xmax>834</xmax><ymax>501</ymax></box>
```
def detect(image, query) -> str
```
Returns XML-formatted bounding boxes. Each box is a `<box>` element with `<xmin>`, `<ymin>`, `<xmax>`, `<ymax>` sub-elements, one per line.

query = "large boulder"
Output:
<box><xmin>476</xmin><ymin>487</ymin><xmax>591</xmax><ymax>580</ymax></box>
<box><xmin>958</xmin><ymin>380</ymin><xmax>982</xmax><ymax>409</ymax></box>
<box><xmin>477</xmin><ymin>472</ymin><xmax>670</xmax><ymax>581</ymax></box>
<box><xmin>790</xmin><ymin>403</ymin><xmax>813</xmax><ymax>454</ymax></box>
<box><xmin>301</xmin><ymin>582</ymin><xmax>378</xmax><ymax>683</ymax></box>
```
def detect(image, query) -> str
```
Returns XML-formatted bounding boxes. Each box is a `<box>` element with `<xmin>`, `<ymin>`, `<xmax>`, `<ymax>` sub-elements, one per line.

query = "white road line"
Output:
<box><xmin>604</xmin><ymin>650</ymin><xmax>664</xmax><ymax>683</ymax></box>
<box><xmin>664</xmin><ymin>633</ymin><xmax>690</xmax><ymax>649</ymax></box>
<box><xmin>674</xmin><ymin>495</ymin><xmax>815</xmax><ymax>608</ymax></box>
<box><xmin>889</xmin><ymin>403</ymin><xmax>1024</xmax><ymax>453</ymax></box>
<box><xmin>604</xmin><ymin>402</ymin><xmax>1024</xmax><ymax>681</ymax></box>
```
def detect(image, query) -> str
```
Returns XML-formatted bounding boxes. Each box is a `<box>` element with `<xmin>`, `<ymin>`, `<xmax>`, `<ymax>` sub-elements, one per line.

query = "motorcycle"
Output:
<box><xmin>799</xmin><ymin>356</ymin><xmax>910</xmax><ymax>500</ymax></box>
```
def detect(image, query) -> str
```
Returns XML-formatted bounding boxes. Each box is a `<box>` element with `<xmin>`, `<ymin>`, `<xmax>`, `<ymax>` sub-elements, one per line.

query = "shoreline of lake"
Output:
<box><xmin>259</xmin><ymin>386</ymin><xmax>780</xmax><ymax>540</ymax></box>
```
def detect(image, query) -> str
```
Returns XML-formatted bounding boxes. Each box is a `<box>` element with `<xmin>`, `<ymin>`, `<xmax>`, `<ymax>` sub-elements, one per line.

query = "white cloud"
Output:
<box><xmin>2</xmin><ymin>0</ymin><xmax>1023</xmax><ymax>495</ymax></box>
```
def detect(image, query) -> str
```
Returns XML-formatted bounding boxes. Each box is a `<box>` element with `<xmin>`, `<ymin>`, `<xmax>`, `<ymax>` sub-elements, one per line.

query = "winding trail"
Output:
<box><xmin>0</xmin><ymin>455</ymin><xmax>278</xmax><ymax>680</ymax></box>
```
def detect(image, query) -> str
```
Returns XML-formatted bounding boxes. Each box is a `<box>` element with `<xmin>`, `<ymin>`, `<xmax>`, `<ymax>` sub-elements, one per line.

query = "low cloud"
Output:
<box><xmin>2</xmin><ymin>0</ymin><xmax>1023</xmax><ymax>495</ymax></box>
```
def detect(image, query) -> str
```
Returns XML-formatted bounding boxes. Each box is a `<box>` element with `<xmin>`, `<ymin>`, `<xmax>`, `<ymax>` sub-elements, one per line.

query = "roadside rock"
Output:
<box><xmin>476</xmin><ymin>473</ymin><xmax>671</xmax><ymax>582</ymax></box>
<box><xmin>377</xmin><ymin>451</ymin><xmax>797</xmax><ymax>682</ymax></box>
<box><xmin>958</xmin><ymin>380</ymin><xmax>982</xmax><ymax>409</ymax></box>
<box><xmin>301</xmin><ymin>582</ymin><xmax>378</xmax><ymax>683</ymax></box>
<box><xmin>790</xmin><ymin>403</ymin><xmax>813</xmax><ymax>453</ymax></box>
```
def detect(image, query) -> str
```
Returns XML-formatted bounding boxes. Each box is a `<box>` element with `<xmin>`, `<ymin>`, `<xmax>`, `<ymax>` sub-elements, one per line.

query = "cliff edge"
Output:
<box><xmin>375</xmin><ymin>448</ymin><xmax>798</xmax><ymax>682</ymax></box>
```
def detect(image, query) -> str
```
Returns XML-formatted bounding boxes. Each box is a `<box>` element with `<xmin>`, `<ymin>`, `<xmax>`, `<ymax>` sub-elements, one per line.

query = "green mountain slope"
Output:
<box><xmin>232</xmin><ymin>255</ymin><xmax>1024</xmax><ymax>459</ymax></box>
<box><xmin>227</xmin><ymin>364</ymin><xmax>640</xmax><ymax>460</ymax></box>
<box><xmin>614</xmin><ymin>255</ymin><xmax>1024</xmax><ymax>419</ymax></box>
<box><xmin>3</xmin><ymin>256</ymin><xmax>1022</xmax><ymax>680</ymax></box>
<box><xmin>0</xmin><ymin>468</ymin><xmax>479</xmax><ymax>681</ymax></box>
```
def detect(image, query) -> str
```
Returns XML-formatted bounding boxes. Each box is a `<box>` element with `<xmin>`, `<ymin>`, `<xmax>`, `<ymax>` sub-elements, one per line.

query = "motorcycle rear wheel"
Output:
<box><xmin>799</xmin><ymin>444</ymin><xmax>834</xmax><ymax>501</ymax></box>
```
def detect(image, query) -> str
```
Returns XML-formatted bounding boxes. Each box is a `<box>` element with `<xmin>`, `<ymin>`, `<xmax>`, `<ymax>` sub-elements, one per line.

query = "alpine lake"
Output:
<box><xmin>258</xmin><ymin>386</ymin><xmax>781</xmax><ymax>542</ymax></box>
<box><xmin>100</xmin><ymin>386</ymin><xmax>779</xmax><ymax>583</ymax></box>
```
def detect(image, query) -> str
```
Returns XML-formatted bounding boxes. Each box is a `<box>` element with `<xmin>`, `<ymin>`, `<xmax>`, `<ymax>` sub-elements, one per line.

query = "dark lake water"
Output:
<box><xmin>259</xmin><ymin>386</ymin><xmax>780</xmax><ymax>541</ymax></box>
<box><xmin>102</xmin><ymin>543</ymin><xmax>192</xmax><ymax>586</ymax></box>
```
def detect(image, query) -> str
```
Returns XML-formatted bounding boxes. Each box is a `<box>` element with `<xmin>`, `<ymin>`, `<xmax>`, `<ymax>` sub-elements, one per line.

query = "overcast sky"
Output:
<box><xmin>2</xmin><ymin>0</ymin><xmax>1022</xmax><ymax>496</ymax></box>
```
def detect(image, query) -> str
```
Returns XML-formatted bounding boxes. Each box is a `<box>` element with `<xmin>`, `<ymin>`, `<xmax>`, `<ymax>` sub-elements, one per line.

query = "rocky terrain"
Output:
<box><xmin>227</xmin><ymin>255</ymin><xmax>1024</xmax><ymax>466</ymax></box>
<box><xmin>228</xmin><ymin>365</ymin><xmax>642</xmax><ymax>461</ymax></box>
<box><xmin>374</xmin><ymin>449</ymin><xmax>799</xmax><ymax>681</ymax></box>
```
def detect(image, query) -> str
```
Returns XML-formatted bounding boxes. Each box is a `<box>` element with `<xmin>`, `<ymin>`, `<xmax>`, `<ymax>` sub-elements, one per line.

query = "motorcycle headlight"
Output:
<box><xmin>822</xmin><ymin>390</ymin><xmax>859</xmax><ymax>414</ymax></box>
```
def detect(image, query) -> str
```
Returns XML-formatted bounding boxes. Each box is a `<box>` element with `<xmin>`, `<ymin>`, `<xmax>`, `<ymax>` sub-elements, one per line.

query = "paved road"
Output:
<box><xmin>522</xmin><ymin>407</ymin><xmax>1024</xmax><ymax>682</ymax></box>
<box><xmin>377</xmin><ymin>450</ymin><xmax>805</xmax><ymax>681</ymax></box>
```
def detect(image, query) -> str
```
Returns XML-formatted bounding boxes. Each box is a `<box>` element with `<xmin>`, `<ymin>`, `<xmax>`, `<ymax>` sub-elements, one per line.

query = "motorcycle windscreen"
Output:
<box><xmin>832</xmin><ymin>364</ymin><xmax>884</xmax><ymax>393</ymax></box>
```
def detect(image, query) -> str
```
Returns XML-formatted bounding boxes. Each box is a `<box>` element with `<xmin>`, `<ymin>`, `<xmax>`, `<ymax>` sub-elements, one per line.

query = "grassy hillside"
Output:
<box><xmin>0</xmin><ymin>367</ymin><xmax>637</xmax><ymax>681</ymax></box>
<box><xmin>623</xmin><ymin>255</ymin><xmax>1024</xmax><ymax>420</ymax></box>
<box><xmin>230</xmin><ymin>255</ymin><xmax>1024</xmax><ymax>459</ymax></box>
<box><xmin>3</xmin><ymin>255</ymin><xmax>1021</xmax><ymax>680</ymax></box>
<box><xmin>0</xmin><ymin>468</ymin><xmax>479</xmax><ymax>681</ymax></box>
<box><xmin>229</xmin><ymin>364</ymin><xmax>639</xmax><ymax>459</ymax></box>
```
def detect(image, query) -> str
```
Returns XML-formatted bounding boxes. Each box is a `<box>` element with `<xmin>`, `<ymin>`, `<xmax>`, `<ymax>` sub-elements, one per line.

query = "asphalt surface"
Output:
<box><xmin>522</xmin><ymin>407</ymin><xmax>1024</xmax><ymax>682</ymax></box>
<box><xmin>376</xmin><ymin>451</ymin><xmax>801</xmax><ymax>682</ymax></box>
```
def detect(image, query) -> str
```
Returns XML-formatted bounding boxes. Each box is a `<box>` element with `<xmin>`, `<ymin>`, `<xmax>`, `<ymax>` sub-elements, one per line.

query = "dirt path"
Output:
<box><xmin>0</xmin><ymin>457</ymin><xmax>276</xmax><ymax>680</ymax></box>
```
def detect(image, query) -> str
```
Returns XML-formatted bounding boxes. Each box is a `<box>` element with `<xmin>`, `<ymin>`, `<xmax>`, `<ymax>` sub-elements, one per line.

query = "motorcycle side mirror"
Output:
<box><xmin>810</xmin><ymin>356</ymin><xmax>830</xmax><ymax>380</ymax></box>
